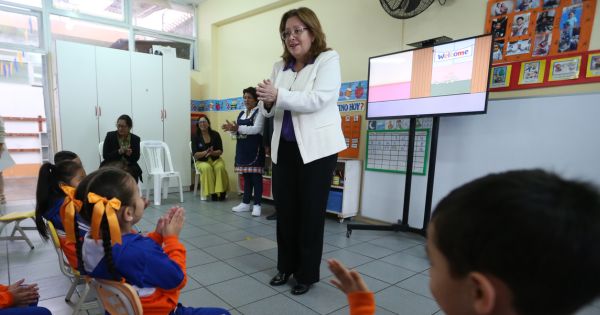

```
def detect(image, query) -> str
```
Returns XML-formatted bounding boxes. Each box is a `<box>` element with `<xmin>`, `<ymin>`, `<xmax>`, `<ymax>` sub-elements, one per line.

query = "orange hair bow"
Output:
<box><xmin>87</xmin><ymin>193</ymin><xmax>123</xmax><ymax>245</ymax></box>
<box><xmin>59</xmin><ymin>184</ymin><xmax>82</xmax><ymax>242</ymax></box>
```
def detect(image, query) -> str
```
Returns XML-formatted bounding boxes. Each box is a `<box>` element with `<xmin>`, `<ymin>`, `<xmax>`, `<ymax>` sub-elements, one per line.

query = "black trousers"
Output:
<box><xmin>242</xmin><ymin>173</ymin><xmax>263</xmax><ymax>205</ymax></box>
<box><xmin>272</xmin><ymin>140</ymin><xmax>337</xmax><ymax>284</ymax></box>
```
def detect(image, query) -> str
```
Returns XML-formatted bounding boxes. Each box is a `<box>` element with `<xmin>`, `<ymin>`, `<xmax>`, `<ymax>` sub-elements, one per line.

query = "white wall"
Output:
<box><xmin>361</xmin><ymin>93</ymin><xmax>600</xmax><ymax>227</ymax></box>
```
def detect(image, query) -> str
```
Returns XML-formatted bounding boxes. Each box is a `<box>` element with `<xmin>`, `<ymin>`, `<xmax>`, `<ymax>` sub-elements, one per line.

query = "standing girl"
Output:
<box><xmin>222</xmin><ymin>87</ymin><xmax>265</xmax><ymax>216</ymax></box>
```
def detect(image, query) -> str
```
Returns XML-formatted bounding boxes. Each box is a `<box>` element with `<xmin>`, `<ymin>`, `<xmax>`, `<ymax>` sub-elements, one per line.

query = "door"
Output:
<box><xmin>162</xmin><ymin>56</ymin><xmax>191</xmax><ymax>187</ymax></box>
<box><xmin>131</xmin><ymin>52</ymin><xmax>163</xmax><ymax>142</ymax></box>
<box><xmin>96</xmin><ymin>47</ymin><xmax>132</xmax><ymax>143</ymax></box>
<box><xmin>56</xmin><ymin>40</ymin><xmax>99</xmax><ymax>174</ymax></box>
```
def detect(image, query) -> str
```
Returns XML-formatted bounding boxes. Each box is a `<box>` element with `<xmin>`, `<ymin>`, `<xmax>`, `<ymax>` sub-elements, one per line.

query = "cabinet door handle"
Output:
<box><xmin>164</xmin><ymin>109</ymin><xmax>167</xmax><ymax>119</ymax></box>
<box><xmin>95</xmin><ymin>106</ymin><xmax>98</xmax><ymax>117</ymax></box>
<box><xmin>98</xmin><ymin>106</ymin><xmax>102</xmax><ymax>116</ymax></box>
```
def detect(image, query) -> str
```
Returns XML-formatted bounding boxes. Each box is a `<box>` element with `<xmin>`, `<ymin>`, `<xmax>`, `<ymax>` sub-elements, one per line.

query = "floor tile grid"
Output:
<box><xmin>2</xmin><ymin>194</ymin><xmax>599</xmax><ymax>315</ymax></box>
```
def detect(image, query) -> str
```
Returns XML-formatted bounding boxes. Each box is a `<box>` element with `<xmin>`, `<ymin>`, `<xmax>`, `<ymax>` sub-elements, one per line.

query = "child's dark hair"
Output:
<box><xmin>54</xmin><ymin>150</ymin><xmax>78</xmax><ymax>164</ymax></box>
<box><xmin>431</xmin><ymin>169</ymin><xmax>600</xmax><ymax>315</ymax></box>
<box><xmin>35</xmin><ymin>160</ymin><xmax>83</xmax><ymax>240</ymax></box>
<box><xmin>99</xmin><ymin>159</ymin><xmax>131</xmax><ymax>174</ymax></box>
<box><xmin>74</xmin><ymin>167</ymin><xmax>136</xmax><ymax>280</ymax></box>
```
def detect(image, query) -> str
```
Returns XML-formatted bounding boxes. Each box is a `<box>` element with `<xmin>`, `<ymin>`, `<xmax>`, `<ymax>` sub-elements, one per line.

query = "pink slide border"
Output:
<box><xmin>367</xmin><ymin>92</ymin><xmax>487</xmax><ymax>118</ymax></box>
<box><xmin>368</xmin><ymin>82</ymin><xmax>411</xmax><ymax>102</ymax></box>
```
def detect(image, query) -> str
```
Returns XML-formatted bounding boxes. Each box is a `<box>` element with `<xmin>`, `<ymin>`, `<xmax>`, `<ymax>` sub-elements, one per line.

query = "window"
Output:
<box><xmin>50</xmin><ymin>15</ymin><xmax>128</xmax><ymax>49</ymax></box>
<box><xmin>0</xmin><ymin>0</ymin><xmax>42</xmax><ymax>8</ymax></box>
<box><xmin>0</xmin><ymin>10</ymin><xmax>40</xmax><ymax>48</ymax></box>
<box><xmin>52</xmin><ymin>0</ymin><xmax>124</xmax><ymax>21</ymax></box>
<box><xmin>132</xmin><ymin>0</ymin><xmax>194</xmax><ymax>37</ymax></box>
<box><xmin>134</xmin><ymin>34</ymin><xmax>191</xmax><ymax>59</ymax></box>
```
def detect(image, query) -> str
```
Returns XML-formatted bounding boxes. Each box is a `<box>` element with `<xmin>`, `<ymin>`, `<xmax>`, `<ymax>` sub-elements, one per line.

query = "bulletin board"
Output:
<box><xmin>365</xmin><ymin>127</ymin><xmax>430</xmax><ymax>175</ymax></box>
<box><xmin>339</xmin><ymin>114</ymin><xmax>361</xmax><ymax>158</ymax></box>
<box><xmin>485</xmin><ymin>0</ymin><xmax>597</xmax><ymax>65</ymax></box>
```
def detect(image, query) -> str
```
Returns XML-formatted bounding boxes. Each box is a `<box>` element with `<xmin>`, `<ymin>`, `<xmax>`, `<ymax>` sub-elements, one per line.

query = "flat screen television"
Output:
<box><xmin>366</xmin><ymin>34</ymin><xmax>493</xmax><ymax>120</ymax></box>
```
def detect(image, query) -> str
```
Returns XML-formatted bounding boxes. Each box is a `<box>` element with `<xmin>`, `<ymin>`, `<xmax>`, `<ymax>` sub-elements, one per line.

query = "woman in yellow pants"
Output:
<box><xmin>192</xmin><ymin>116</ymin><xmax>229</xmax><ymax>200</ymax></box>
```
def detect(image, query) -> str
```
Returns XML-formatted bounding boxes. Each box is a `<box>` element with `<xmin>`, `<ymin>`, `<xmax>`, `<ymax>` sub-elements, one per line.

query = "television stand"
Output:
<box><xmin>346</xmin><ymin>116</ymin><xmax>440</xmax><ymax>238</ymax></box>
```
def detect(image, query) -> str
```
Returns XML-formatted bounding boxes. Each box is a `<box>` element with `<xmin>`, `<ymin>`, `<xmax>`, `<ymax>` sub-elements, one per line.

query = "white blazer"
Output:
<box><xmin>259</xmin><ymin>50</ymin><xmax>346</xmax><ymax>164</ymax></box>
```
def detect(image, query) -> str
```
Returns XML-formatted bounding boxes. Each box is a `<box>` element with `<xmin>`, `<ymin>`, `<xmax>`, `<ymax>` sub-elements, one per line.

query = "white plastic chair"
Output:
<box><xmin>189</xmin><ymin>141</ymin><xmax>202</xmax><ymax>197</ymax></box>
<box><xmin>140</xmin><ymin>140</ymin><xmax>184</xmax><ymax>206</ymax></box>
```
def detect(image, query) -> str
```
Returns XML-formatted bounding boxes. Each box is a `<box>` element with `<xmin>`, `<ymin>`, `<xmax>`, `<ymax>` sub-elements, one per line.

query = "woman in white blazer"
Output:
<box><xmin>257</xmin><ymin>7</ymin><xmax>346</xmax><ymax>295</ymax></box>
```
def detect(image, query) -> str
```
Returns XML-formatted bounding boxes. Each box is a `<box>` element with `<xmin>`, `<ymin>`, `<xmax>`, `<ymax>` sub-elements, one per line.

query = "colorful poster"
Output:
<box><xmin>548</xmin><ymin>56</ymin><xmax>581</xmax><ymax>81</ymax></box>
<box><xmin>519</xmin><ymin>60</ymin><xmax>546</xmax><ymax>84</ymax></box>
<box><xmin>490</xmin><ymin>65</ymin><xmax>512</xmax><ymax>88</ymax></box>
<box><xmin>586</xmin><ymin>53</ymin><xmax>600</xmax><ymax>78</ymax></box>
<box><xmin>485</xmin><ymin>0</ymin><xmax>597</xmax><ymax>66</ymax></box>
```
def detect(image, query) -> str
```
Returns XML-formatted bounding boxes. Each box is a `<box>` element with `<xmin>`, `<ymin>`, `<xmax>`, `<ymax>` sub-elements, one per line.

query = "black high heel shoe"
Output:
<box><xmin>269</xmin><ymin>272</ymin><xmax>291</xmax><ymax>286</ymax></box>
<box><xmin>291</xmin><ymin>283</ymin><xmax>310</xmax><ymax>295</ymax></box>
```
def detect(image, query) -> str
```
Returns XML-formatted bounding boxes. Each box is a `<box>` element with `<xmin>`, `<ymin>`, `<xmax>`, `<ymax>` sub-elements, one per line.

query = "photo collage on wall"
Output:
<box><xmin>486</xmin><ymin>0</ymin><xmax>596</xmax><ymax>64</ymax></box>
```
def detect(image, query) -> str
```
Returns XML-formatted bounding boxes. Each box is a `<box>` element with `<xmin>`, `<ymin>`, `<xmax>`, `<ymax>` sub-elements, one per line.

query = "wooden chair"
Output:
<box><xmin>91</xmin><ymin>278</ymin><xmax>143</xmax><ymax>315</ymax></box>
<box><xmin>46</xmin><ymin>221</ymin><xmax>99</xmax><ymax>314</ymax></box>
<box><xmin>0</xmin><ymin>210</ymin><xmax>37</xmax><ymax>249</ymax></box>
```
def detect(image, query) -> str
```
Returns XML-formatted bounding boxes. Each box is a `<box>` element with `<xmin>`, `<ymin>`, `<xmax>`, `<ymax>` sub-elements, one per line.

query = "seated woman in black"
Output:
<box><xmin>101</xmin><ymin>114</ymin><xmax>142</xmax><ymax>182</ymax></box>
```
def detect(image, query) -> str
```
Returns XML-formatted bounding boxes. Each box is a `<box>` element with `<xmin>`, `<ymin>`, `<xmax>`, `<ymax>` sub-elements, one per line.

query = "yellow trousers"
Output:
<box><xmin>195</xmin><ymin>157</ymin><xmax>229</xmax><ymax>197</ymax></box>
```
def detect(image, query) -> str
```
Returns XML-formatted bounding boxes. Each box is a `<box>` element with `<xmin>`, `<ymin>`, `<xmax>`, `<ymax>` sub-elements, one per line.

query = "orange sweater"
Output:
<box><xmin>0</xmin><ymin>284</ymin><xmax>14</xmax><ymax>309</ymax></box>
<box><xmin>348</xmin><ymin>291</ymin><xmax>376</xmax><ymax>315</ymax></box>
<box><xmin>137</xmin><ymin>233</ymin><xmax>188</xmax><ymax>315</ymax></box>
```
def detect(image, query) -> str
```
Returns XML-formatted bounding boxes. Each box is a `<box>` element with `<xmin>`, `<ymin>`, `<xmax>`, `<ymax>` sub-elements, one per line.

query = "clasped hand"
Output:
<box><xmin>119</xmin><ymin>146</ymin><xmax>132</xmax><ymax>156</ymax></box>
<box><xmin>8</xmin><ymin>279</ymin><xmax>40</xmax><ymax>307</ymax></box>
<box><xmin>154</xmin><ymin>206</ymin><xmax>185</xmax><ymax>237</ymax></box>
<box><xmin>257</xmin><ymin>79</ymin><xmax>277</xmax><ymax>107</ymax></box>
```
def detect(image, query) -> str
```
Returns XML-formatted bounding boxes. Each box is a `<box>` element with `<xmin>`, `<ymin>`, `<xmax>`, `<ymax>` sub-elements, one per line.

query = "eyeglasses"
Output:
<box><xmin>281</xmin><ymin>27</ymin><xmax>308</xmax><ymax>40</ymax></box>
<box><xmin>116</xmin><ymin>124</ymin><xmax>129</xmax><ymax>129</ymax></box>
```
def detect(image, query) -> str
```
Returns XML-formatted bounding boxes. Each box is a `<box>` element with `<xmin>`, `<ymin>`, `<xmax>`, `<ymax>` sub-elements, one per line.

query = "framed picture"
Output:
<box><xmin>532</xmin><ymin>33</ymin><xmax>551</xmax><ymax>57</ymax></box>
<box><xmin>511</xmin><ymin>13</ymin><xmax>531</xmax><ymax>37</ymax></box>
<box><xmin>491</xmin><ymin>16</ymin><xmax>508</xmax><ymax>38</ymax></box>
<box><xmin>491</xmin><ymin>1</ymin><xmax>515</xmax><ymax>16</ymax></box>
<box><xmin>558</xmin><ymin>4</ymin><xmax>583</xmax><ymax>53</ymax></box>
<box><xmin>549</xmin><ymin>56</ymin><xmax>581</xmax><ymax>81</ymax></box>
<box><xmin>493</xmin><ymin>40</ymin><xmax>505</xmax><ymax>61</ymax></box>
<box><xmin>586</xmin><ymin>53</ymin><xmax>600</xmax><ymax>78</ymax></box>
<box><xmin>519</xmin><ymin>60</ymin><xmax>546</xmax><ymax>84</ymax></box>
<box><xmin>506</xmin><ymin>39</ymin><xmax>531</xmax><ymax>56</ymax></box>
<box><xmin>490</xmin><ymin>65</ymin><xmax>512</xmax><ymax>88</ymax></box>
<box><xmin>516</xmin><ymin>0</ymin><xmax>540</xmax><ymax>12</ymax></box>
<box><xmin>535</xmin><ymin>9</ymin><xmax>555</xmax><ymax>33</ymax></box>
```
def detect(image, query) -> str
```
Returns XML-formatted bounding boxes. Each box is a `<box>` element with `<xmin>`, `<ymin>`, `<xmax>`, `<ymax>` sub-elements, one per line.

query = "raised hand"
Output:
<box><xmin>257</xmin><ymin>79</ymin><xmax>278</xmax><ymax>104</ymax></box>
<box><xmin>327</xmin><ymin>259</ymin><xmax>369</xmax><ymax>294</ymax></box>
<box><xmin>164</xmin><ymin>207</ymin><xmax>185</xmax><ymax>237</ymax></box>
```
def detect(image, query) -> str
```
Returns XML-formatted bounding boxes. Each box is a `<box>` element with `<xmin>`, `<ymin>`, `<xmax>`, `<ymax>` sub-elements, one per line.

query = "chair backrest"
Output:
<box><xmin>140</xmin><ymin>140</ymin><xmax>175</xmax><ymax>174</ymax></box>
<box><xmin>92</xmin><ymin>278</ymin><xmax>143</xmax><ymax>315</ymax></box>
<box><xmin>98</xmin><ymin>141</ymin><xmax>104</xmax><ymax>161</ymax></box>
<box><xmin>189</xmin><ymin>141</ymin><xmax>201</xmax><ymax>174</ymax></box>
<box><xmin>47</xmin><ymin>221</ymin><xmax>78</xmax><ymax>277</ymax></box>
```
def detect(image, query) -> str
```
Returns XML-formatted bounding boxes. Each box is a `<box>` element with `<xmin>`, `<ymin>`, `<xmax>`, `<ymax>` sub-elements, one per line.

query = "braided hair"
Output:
<box><xmin>74</xmin><ymin>167</ymin><xmax>135</xmax><ymax>279</ymax></box>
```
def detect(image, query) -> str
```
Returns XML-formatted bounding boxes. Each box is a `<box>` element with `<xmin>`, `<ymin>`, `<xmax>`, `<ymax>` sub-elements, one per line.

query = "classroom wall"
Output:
<box><xmin>194</xmin><ymin>0</ymin><xmax>600</xmax><ymax>212</ymax></box>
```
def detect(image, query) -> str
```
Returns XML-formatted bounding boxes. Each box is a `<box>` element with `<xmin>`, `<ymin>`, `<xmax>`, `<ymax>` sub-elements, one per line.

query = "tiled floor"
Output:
<box><xmin>1</xmin><ymin>193</ymin><xmax>600</xmax><ymax>315</ymax></box>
